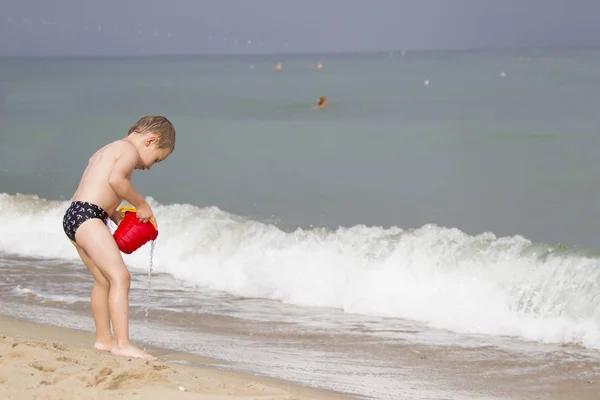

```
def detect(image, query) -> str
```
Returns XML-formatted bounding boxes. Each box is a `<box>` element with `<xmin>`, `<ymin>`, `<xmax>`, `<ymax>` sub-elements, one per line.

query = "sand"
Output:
<box><xmin>1</xmin><ymin>312</ymin><xmax>599</xmax><ymax>400</ymax></box>
<box><xmin>0</xmin><ymin>315</ymin><xmax>353</xmax><ymax>400</ymax></box>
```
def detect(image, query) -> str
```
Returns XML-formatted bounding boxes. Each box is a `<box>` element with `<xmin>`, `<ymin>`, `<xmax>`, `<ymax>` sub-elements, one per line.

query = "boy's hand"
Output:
<box><xmin>136</xmin><ymin>202</ymin><xmax>157</xmax><ymax>228</ymax></box>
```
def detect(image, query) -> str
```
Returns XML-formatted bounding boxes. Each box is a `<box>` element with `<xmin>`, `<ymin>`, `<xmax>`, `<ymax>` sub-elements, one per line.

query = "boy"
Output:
<box><xmin>62</xmin><ymin>116</ymin><xmax>175</xmax><ymax>360</ymax></box>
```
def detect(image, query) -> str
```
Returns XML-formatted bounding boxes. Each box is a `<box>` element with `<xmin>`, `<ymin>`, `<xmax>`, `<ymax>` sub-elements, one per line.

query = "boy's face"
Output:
<box><xmin>137</xmin><ymin>133</ymin><xmax>172</xmax><ymax>170</ymax></box>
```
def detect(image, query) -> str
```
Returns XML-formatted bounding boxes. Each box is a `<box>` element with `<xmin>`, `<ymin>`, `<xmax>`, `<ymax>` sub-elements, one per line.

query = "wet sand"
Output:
<box><xmin>0</xmin><ymin>315</ymin><xmax>353</xmax><ymax>400</ymax></box>
<box><xmin>2</xmin><ymin>312</ymin><xmax>599</xmax><ymax>400</ymax></box>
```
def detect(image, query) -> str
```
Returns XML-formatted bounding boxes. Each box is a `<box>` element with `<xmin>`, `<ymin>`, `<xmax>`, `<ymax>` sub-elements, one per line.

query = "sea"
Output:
<box><xmin>1</xmin><ymin>50</ymin><xmax>599</xmax><ymax>399</ymax></box>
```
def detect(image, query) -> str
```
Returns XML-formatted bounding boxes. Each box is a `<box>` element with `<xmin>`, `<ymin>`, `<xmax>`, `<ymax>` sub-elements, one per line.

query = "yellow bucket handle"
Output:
<box><xmin>117</xmin><ymin>205</ymin><xmax>157</xmax><ymax>228</ymax></box>
<box><xmin>117</xmin><ymin>205</ymin><xmax>137</xmax><ymax>218</ymax></box>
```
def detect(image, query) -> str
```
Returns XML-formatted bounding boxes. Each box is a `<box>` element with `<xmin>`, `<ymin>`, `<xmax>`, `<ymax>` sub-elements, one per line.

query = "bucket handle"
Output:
<box><xmin>117</xmin><ymin>205</ymin><xmax>137</xmax><ymax>218</ymax></box>
<box><xmin>117</xmin><ymin>205</ymin><xmax>157</xmax><ymax>228</ymax></box>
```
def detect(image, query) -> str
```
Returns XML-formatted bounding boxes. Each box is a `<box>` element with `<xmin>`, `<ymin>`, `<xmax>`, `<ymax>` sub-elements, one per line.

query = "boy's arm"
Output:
<box><xmin>109</xmin><ymin>209</ymin><xmax>123</xmax><ymax>226</ymax></box>
<box><xmin>108</xmin><ymin>147</ymin><xmax>147</xmax><ymax>209</ymax></box>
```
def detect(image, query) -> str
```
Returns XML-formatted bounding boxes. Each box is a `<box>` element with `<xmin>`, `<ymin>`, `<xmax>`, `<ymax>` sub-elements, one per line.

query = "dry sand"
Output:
<box><xmin>0</xmin><ymin>315</ymin><xmax>353</xmax><ymax>400</ymax></box>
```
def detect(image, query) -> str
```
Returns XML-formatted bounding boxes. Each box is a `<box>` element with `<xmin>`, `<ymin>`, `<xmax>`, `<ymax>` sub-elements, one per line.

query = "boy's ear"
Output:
<box><xmin>145</xmin><ymin>135</ymin><xmax>159</xmax><ymax>147</ymax></box>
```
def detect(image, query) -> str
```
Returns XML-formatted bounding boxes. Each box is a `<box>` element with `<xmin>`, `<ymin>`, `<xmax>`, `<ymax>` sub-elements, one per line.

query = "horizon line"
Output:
<box><xmin>1</xmin><ymin>44</ymin><xmax>599</xmax><ymax>59</ymax></box>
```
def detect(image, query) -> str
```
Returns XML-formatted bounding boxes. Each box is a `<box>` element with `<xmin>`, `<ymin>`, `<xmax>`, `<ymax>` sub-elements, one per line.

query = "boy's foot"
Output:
<box><xmin>94</xmin><ymin>338</ymin><xmax>115</xmax><ymax>352</ymax></box>
<box><xmin>111</xmin><ymin>343</ymin><xmax>157</xmax><ymax>361</ymax></box>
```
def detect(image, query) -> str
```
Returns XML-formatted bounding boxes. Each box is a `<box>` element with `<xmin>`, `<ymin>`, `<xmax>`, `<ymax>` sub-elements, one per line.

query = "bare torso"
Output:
<box><xmin>72</xmin><ymin>140</ymin><xmax>135</xmax><ymax>214</ymax></box>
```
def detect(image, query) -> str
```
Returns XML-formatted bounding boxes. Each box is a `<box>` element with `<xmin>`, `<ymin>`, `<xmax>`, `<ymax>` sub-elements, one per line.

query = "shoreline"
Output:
<box><xmin>0</xmin><ymin>314</ymin><xmax>355</xmax><ymax>400</ymax></box>
<box><xmin>1</xmin><ymin>252</ymin><xmax>599</xmax><ymax>399</ymax></box>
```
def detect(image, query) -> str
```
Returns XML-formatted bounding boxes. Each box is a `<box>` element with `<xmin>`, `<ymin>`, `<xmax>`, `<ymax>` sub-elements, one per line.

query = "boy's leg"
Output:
<box><xmin>75</xmin><ymin>218</ymin><xmax>156</xmax><ymax>361</ymax></box>
<box><xmin>73</xmin><ymin>243</ymin><xmax>114</xmax><ymax>351</ymax></box>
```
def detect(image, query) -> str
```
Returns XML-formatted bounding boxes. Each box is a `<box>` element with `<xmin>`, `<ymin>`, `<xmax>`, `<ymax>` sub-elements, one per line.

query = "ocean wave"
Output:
<box><xmin>1</xmin><ymin>192</ymin><xmax>599</xmax><ymax>349</ymax></box>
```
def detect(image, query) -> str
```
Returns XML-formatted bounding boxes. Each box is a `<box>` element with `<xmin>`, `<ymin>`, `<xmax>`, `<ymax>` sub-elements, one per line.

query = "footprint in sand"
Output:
<box><xmin>56</xmin><ymin>356</ymin><xmax>78</xmax><ymax>364</ymax></box>
<box><xmin>30</xmin><ymin>362</ymin><xmax>57</xmax><ymax>373</ymax></box>
<box><xmin>88</xmin><ymin>366</ymin><xmax>167</xmax><ymax>390</ymax></box>
<box><xmin>88</xmin><ymin>367</ymin><xmax>113</xmax><ymax>387</ymax></box>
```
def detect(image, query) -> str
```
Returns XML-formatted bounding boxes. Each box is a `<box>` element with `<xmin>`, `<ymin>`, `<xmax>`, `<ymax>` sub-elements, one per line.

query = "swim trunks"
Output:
<box><xmin>62</xmin><ymin>201</ymin><xmax>109</xmax><ymax>242</ymax></box>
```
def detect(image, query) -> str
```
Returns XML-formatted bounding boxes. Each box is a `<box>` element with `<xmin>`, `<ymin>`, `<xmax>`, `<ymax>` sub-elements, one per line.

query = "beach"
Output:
<box><xmin>0</xmin><ymin>315</ymin><xmax>352</xmax><ymax>400</ymax></box>
<box><xmin>1</xmin><ymin>311</ymin><xmax>598</xmax><ymax>400</ymax></box>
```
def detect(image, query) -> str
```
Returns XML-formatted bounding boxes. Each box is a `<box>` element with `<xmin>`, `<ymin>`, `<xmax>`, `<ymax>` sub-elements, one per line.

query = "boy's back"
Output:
<box><xmin>73</xmin><ymin>140</ymin><xmax>137</xmax><ymax>218</ymax></box>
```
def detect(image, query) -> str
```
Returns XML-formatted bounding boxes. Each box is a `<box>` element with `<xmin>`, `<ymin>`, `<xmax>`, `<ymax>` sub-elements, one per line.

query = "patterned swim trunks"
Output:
<box><xmin>62</xmin><ymin>201</ymin><xmax>109</xmax><ymax>242</ymax></box>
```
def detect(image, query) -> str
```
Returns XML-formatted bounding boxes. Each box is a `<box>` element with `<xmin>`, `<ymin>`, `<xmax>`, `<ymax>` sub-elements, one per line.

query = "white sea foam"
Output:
<box><xmin>1</xmin><ymin>193</ymin><xmax>599</xmax><ymax>349</ymax></box>
<box><xmin>10</xmin><ymin>285</ymin><xmax>85</xmax><ymax>304</ymax></box>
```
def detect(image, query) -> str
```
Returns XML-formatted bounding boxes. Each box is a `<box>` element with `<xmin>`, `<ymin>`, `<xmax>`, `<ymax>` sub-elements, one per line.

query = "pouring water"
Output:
<box><xmin>143</xmin><ymin>240</ymin><xmax>156</xmax><ymax>351</ymax></box>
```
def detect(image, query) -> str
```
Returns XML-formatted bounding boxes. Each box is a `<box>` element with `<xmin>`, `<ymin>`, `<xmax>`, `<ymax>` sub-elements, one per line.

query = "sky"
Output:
<box><xmin>1</xmin><ymin>0</ymin><xmax>600</xmax><ymax>56</ymax></box>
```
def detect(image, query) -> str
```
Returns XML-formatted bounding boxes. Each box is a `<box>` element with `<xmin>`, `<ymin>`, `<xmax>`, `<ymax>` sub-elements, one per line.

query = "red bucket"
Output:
<box><xmin>113</xmin><ymin>206</ymin><xmax>158</xmax><ymax>254</ymax></box>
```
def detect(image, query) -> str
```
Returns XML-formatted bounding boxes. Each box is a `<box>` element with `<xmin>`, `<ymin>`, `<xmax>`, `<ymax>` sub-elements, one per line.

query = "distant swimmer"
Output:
<box><xmin>273</xmin><ymin>62</ymin><xmax>282</xmax><ymax>71</ymax></box>
<box><xmin>313</xmin><ymin>96</ymin><xmax>327</xmax><ymax>110</ymax></box>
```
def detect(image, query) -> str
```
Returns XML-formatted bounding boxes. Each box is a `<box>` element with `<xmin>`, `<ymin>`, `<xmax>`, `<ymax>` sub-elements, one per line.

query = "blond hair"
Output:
<box><xmin>128</xmin><ymin>116</ymin><xmax>176</xmax><ymax>151</ymax></box>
